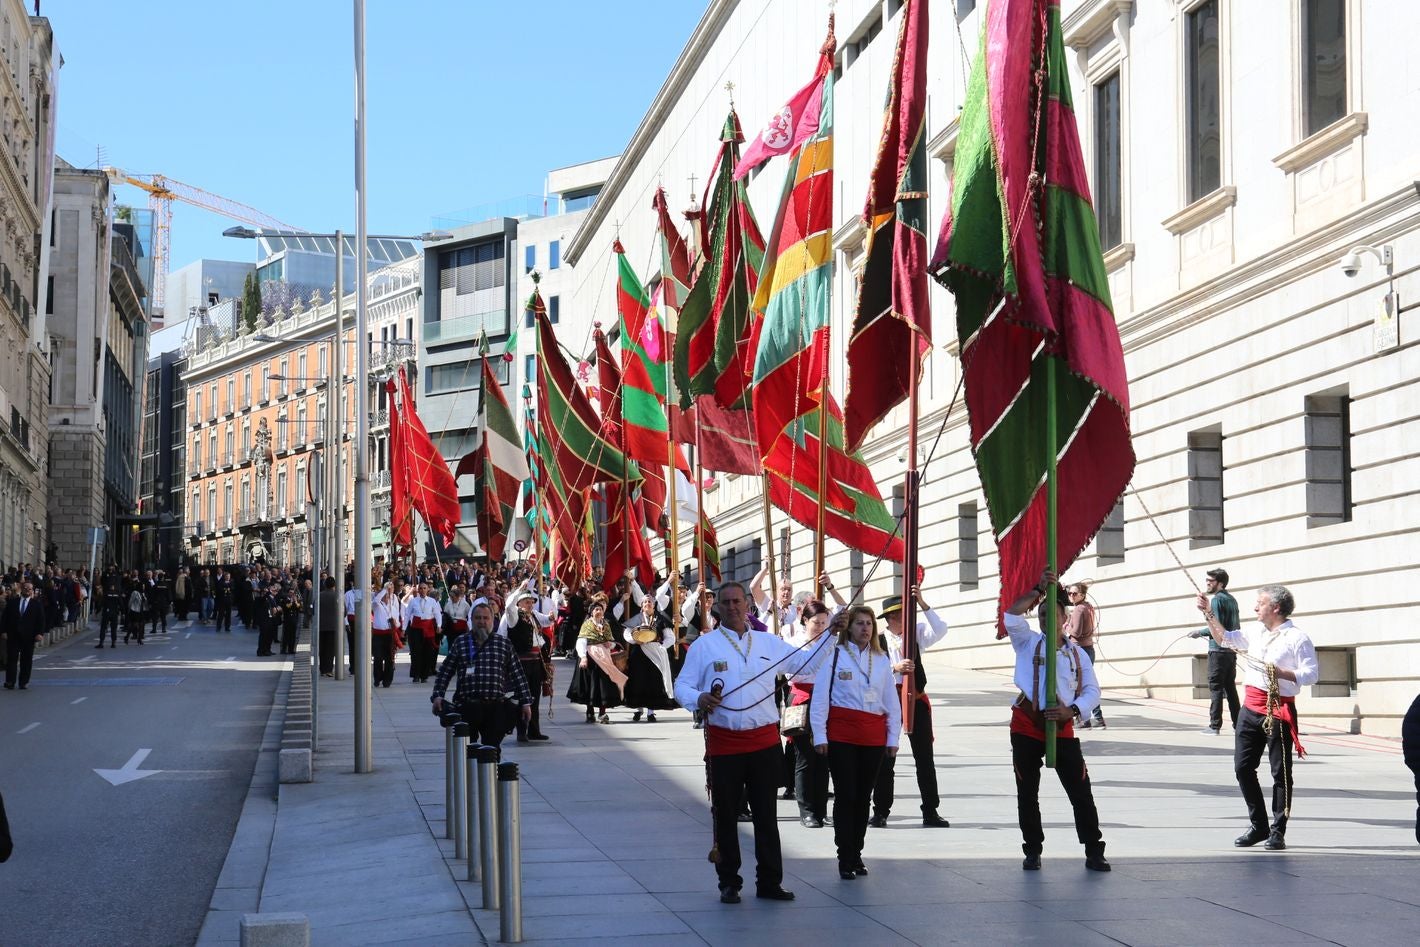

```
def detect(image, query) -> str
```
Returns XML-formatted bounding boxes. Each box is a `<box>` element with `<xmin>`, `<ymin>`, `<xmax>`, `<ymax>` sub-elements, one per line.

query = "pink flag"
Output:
<box><xmin>640</xmin><ymin>282</ymin><xmax>666</xmax><ymax>362</ymax></box>
<box><xmin>732</xmin><ymin>49</ymin><xmax>831</xmax><ymax>180</ymax></box>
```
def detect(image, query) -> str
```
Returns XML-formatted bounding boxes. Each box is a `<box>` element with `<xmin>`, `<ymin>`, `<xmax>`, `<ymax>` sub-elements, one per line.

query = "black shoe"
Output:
<box><xmin>737</xmin><ymin>808</ymin><xmax>753</xmax><ymax>823</ymax></box>
<box><xmin>528</xmin><ymin>733</ymin><xmax>550</xmax><ymax>741</ymax></box>
<box><xmin>1201</xmin><ymin>727</ymin><xmax>1222</xmax><ymax>735</ymax></box>
<box><xmin>755</xmin><ymin>886</ymin><xmax>795</xmax><ymax>901</ymax></box>
<box><xmin>822</xmin><ymin>815</ymin><xmax>834</xmax><ymax>826</ymax></box>
<box><xmin>517</xmin><ymin>736</ymin><xmax>530</xmax><ymax>743</ymax></box>
<box><xmin>922</xmin><ymin>810</ymin><xmax>951</xmax><ymax>828</ymax></box>
<box><xmin>585</xmin><ymin>710</ymin><xmax>595</xmax><ymax>723</ymax></box>
<box><xmin>632</xmin><ymin>710</ymin><xmax>643</xmax><ymax>722</ymax></box>
<box><xmin>838</xmin><ymin>867</ymin><xmax>857</xmax><ymax>880</ymax></box>
<box><xmin>800</xmin><ymin>814</ymin><xmax>823</xmax><ymax>828</ymax></box>
<box><xmin>646</xmin><ymin>712</ymin><xmax>657</xmax><ymax>722</ymax></box>
<box><xmin>868</xmin><ymin>815</ymin><xmax>887</xmax><ymax>828</ymax></box>
<box><xmin>1235</xmin><ymin>827</ymin><xmax>1270</xmax><ymax>847</ymax></box>
<box><xmin>1264</xmin><ymin>832</ymin><xmax>1286</xmax><ymax>851</ymax></box>
<box><xmin>854</xmin><ymin>862</ymin><xmax>868</xmax><ymax>876</ymax></box>
<box><xmin>1085</xmin><ymin>855</ymin><xmax>1111</xmax><ymax>872</ymax></box>
<box><xmin>18</xmin><ymin>684</ymin><xmax>26</xmax><ymax>690</ymax></box>
<box><xmin>719</xmin><ymin>885</ymin><xmax>741</xmax><ymax>904</ymax></box>
<box><xmin>780</xmin><ymin>788</ymin><xmax>796</xmax><ymax>800</ymax></box>
<box><xmin>2</xmin><ymin>683</ymin><xmax>12</xmax><ymax>690</ymax></box>
<box><xmin>1022</xmin><ymin>854</ymin><xmax>1041</xmax><ymax>870</ymax></box>
<box><xmin>95</xmin><ymin>643</ymin><xmax>104</xmax><ymax>649</ymax></box>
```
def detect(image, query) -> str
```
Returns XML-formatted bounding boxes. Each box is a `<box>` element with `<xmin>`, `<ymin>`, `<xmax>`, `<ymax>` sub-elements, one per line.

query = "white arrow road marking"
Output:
<box><xmin>18</xmin><ymin>722</ymin><xmax>40</xmax><ymax>734</ymax></box>
<box><xmin>185</xmin><ymin>633</ymin><xmax>192</xmax><ymax>639</ymax></box>
<box><xmin>77</xmin><ymin>655</ymin><xmax>96</xmax><ymax>664</ymax></box>
<box><xmin>224</xmin><ymin>656</ymin><xmax>236</xmax><ymax>662</ymax></box>
<box><xmin>71</xmin><ymin>697</ymin><xmax>87</xmax><ymax>704</ymax></box>
<box><xmin>95</xmin><ymin>748</ymin><xmax>162</xmax><ymax>786</ymax></box>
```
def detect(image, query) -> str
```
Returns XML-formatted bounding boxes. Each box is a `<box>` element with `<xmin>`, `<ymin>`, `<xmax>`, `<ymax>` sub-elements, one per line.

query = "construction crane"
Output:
<box><xmin>103</xmin><ymin>167</ymin><xmax>300</xmax><ymax>320</ymax></box>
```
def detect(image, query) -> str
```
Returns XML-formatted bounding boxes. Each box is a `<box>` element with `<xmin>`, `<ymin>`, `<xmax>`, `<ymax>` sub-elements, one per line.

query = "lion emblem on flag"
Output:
<box><xmin>763</xmin><ymin>105</ymin><xmax>794</xmax><ymax>149</ymax></box>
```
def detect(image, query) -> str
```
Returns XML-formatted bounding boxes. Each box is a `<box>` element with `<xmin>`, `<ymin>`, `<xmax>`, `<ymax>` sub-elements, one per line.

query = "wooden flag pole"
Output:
<box><xmin>900</xmin><ymin>337</ymin><xmax>921</xmax><ymax>734</ymax></box>
<box><xmin>761</xmin><ymin>477</ymin><xmax>780</xmax><ymax>636</ymax></box>
<box><xmin>1045</xmin><ymin>353</ymin><xmax>1060</xmax><ymax>769</ymax></box>
<box><xmin>813</xmin><ymin>379</ymin><xmax>830</xmax><ymax>600</ymax></box>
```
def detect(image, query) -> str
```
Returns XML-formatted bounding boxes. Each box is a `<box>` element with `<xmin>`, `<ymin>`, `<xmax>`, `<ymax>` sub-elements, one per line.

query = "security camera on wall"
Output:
<box><xmin>1340</xmin><ymin>244</ymin><xmax>1394</xmax><ymax>279</ymax></box>
<box><xmin>1340</xmin><ymin>250</ymin><xmax>1363</xmax><ymax>278</ymax></box>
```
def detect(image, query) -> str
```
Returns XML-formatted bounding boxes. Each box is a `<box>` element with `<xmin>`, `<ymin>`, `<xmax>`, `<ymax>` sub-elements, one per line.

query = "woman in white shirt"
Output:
<box><xmin>811</xmin><ymin>605</ymin><xmax>901</xmax><ymax>880</ymax></box>
<box><xmin>789</xmin><ymin>601</ymin><xmax>835</xmax><ymax>828</ymax></box>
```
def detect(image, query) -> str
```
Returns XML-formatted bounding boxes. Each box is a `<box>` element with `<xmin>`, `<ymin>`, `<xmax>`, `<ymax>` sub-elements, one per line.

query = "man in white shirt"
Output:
<box><xmin>403</xmin><ymin>582</ymin><xmax>443</xmax><ymax>683</ymax></box>
<box><xmin>749</xmin><ymin>565</ymin><xmax>797</xmax><ymax>634</ymax></box>
<box><xmin>1196</xmin><ymin>583</ymin><xmax>1318</xmax><ymax>851</ymax></box>
<box><xmin>1005</xmin><ymin>571</ymin><xmax>1108</xmax><ymax>872</ymax></box>
<box><xmin>869</xmin><ymin>586</ymin><xmax>952</xmax><ymax>829</ymax></box>
<box><xmin>674</xmin><ymin>581</ymin><xmax>830</xmax><ymax>905</ymax></box>
<box><xmin>342</xmin><ymin>586</ymin><xmax>364</xmax><ymax>677</ymax></box>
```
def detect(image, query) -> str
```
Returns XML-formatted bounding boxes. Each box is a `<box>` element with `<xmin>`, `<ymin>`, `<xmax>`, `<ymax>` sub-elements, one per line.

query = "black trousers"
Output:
<box><xmin>828</xmin><ymin>741</ymin><xmax>886</xmax><ymax>868</ymax></box>
<box><xmin>516</xmin><ymin>659</ymin><xmax>545</xmax><ymax>738</ymax></box>
<box><xmin>1208</xmin><ymin>651</ymin><xmax>1240</xmax><ymax>731</ymax></box>
<box><xmin>409</xmin><ymin>632</ymin><xmax>436</xmax><ymax>681</ymax></box>
<box><xmin>709</xmin><ymin>744</ymin><xmax>783</xmax><ymax>891</ymax></box>
<box><xmin>280</xmin><ymin>618</ymin><xmax>298</xmax><ymax>654</ymax></box>
<box><xmin>1011</xmin><ymin>730</ymin><xmax>1104</xmax><ymax>857</ymax></box>
<box><xmin>99</xmin><ymin>607</ymin><xmax>121</xmax><ymax>645</ymax></box>
<box><xmin>4</xmin><ymin>634</ymin><xmax>35</xmax><ymax>687</ymax></box>
<box><xmin>792</xmin><ymin>730</ymin><xmax>829</xmax><ymax>820</ymax></box>
<box><xmin>873</xmin><ymin>697</ymin><xmax>940</xmax><ymax>816</ymax></box>
<box><xmin>149</xmin><ymin>608</ymin><xmax>167</xmax><ymax>635</ymax></box>
<box><xmin>1235</xmin><ymin>705</ymin><xmax>1294</xmax><ymax>835</ymax></box>
<box><xmin>214</xmin><ymin>603</ymin><xmax>232</xmax><ymax>633</ymax></box>
<box><xmin>1403</xmin><ymin>694</ymin><xmax>1420</xmax><ymax>844</ymax></box>
<box><xmin>318</xmin><ymin>625</ymin><xmax>337</xmax><ymax>674</ymax></box>
<box><xmin>1080</xmin><ymin>647</ymin><xmax>1105</xmax><ymax>724</ymax></box>
<box><xmin>371</xmin><ymin>634</ymin><xmax>395</xmax><ymax>686</ymax></box>
<box><xmin>458</xmin><ymin>699</ymin><xmax>512</xmax><ymax>750</ymax></box>
<box><xmin>126</xmin><ymin>612</ymin><xmax>145</xmax><ymax>642</ymax></box>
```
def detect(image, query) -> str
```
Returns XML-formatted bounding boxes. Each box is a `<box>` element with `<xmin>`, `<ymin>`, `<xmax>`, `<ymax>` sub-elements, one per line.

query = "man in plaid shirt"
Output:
<box><xmin>432</xmin><ymin>601</ymin><xmax>532</xmax><ymax>748</ymax></box>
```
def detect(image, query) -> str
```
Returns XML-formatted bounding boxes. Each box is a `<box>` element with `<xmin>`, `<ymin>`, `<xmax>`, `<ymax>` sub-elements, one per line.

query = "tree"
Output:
<box><xmin>241</xmin><ymin>272</ymin><xmax>262</xmax><ymax>333</ymax></box>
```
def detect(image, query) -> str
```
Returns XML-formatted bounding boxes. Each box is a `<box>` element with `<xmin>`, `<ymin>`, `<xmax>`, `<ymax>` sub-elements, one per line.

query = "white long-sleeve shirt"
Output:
<box><xmin>444</xmin><ymin>597</ymin><xmax>472</xmax><ymax>628</ymax></box>
<box><xmin>402</xmin><ymin>594</ymin><xmax>442</xmax><ymax>628</ymax></box>
<box><xmin>610</xmin><ymin>581</ymin><xmax>647</xmax><ymax>622</ymax></box>
<box><xmin>372</xmin><ymin>594</ymin><xmax>401</xmax><ymax>631</ymax></box>
<box><xmin>674</xmin><ymin>625</ymin><xmax>832</xmax><ymax>731</ymax></box>
<box><xmin>343</xmin><ymin>588</ymin><xmax>364</xmax><ymax>617</ymax></box>
<box><xmin>808</xmin><ymin>641</ymin><xmax>902</xmax><ymax>749</ymax></box>
<box><xmin>884</xmin><ymin>607</ymin><xmax>951</xmax><ymax>683</ymax></box>
<box><xmin>1221</xmin><ymin>620</ymin><xmax>1318</xmax><ymax>697</ymax></box>
<box><xmin>1004</xmin><ymin>612</ymin><xmax>1100</xmax><ymax>719</ymax></box>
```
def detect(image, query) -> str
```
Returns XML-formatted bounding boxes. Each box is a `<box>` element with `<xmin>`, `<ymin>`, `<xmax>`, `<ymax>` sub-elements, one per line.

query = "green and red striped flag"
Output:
<box><xmin>534</xmin><ymin>291</ymin><xmax>635</xmax><ymax>585</ymax></box>
<box><xmin>673</xmin><ymin>109</ymin><xmax>766</xmax><ymax>410</ymax></box>
<box><xmin>843</xmin><ymin>0</ymin><xmax>931</xmax><ymax>451</ymax></box>
<box><xmin>653</xmin><ymin>187</ymin><xmax>692</xmax><ymax>321</ymax></box>
<box><xmin>751</xmin><ymin>21</ymin><xmax>836</xmax><ymax>458</ymax></box>
<box><xmin>614</xmin><ymin>241</ymin><xmax>670</xmax><ymax>464</ymax></box>
<box><xmin>464</xmin><ymin>355</ymin><xmax>529</xmax><ymax>560</ymax></box>
<box><xmin>696</xmin><ymin>508</ymin><xmax>721</xmax><ymax>583</ymax></box>
<box><xmin>762</xmin><ymin>394</ymin><xmax>906</xmax><ymax>567</ymax></box>
<box><xmin>595</xmin><ymin>327</ymin><xmax>656</xmax><ymax>592</ymax></box>
<box><xmin>930</xmin><ymin>0</ymin><xmax>1134</xmax><ymax>632</ymax></box>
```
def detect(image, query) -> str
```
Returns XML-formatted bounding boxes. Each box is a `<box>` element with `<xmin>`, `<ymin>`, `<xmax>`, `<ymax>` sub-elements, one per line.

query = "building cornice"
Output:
<box><xmin>564</xmin><ymin>0</ymin><xmax>739</xmax><ymax>266</ymax></box>
<box><xmin>1120</xmin><ymin>180</ymin><xmax>1420</xmax><ymax>351</ymax></box>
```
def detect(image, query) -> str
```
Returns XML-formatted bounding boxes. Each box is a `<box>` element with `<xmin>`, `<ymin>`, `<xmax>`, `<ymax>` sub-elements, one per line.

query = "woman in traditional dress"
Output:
<box><xmin>565</xmin><ymin>594</ymin><xmax>625</xmax><ymax>723</ymax></box>
<box><xmin>788</xmin><ymin>600</ymin><xmax>835</xmax><ymax>827</ymax></box>
<box><xmin>621</xmin><ymin>593</ymin><xmax>679</xmax><ymax>722</ymax></box>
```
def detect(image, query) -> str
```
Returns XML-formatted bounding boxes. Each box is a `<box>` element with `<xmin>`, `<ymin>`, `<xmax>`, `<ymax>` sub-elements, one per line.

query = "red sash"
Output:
<box><xmin>450</xmin><ymin>619</ymin><xmax>469</xmax><ymax>634</ymax></box>
<box><xmin>827</xmin><ymin>706</ymin><xmax>889</xmax><ymax>746</ymax></box>
<box><xmin>789</xmin><ymin>682</ymin><xmax>813</xmax><ymax>706</ymax></box>
<box><xmin>705</xmin><ymin>722</ymin><xmax>779</xmax><ymax>757</ymax></box>
<box><xmin>1244</xmin><ymin>685</ymin><xmax>1307</xmax><ymax>758</ymax></box>
<box><xmin>346</xmin><ymin>614</ymin><xmax>355</xmax><ymax>624</ymax></box>
<box><xmin>411</xmin><ymin>616</ymin><xmax>437</xmax><ymax>642</ymax></box>
<box><xmin>1009</xmin><ymin>703</ymin><xmax>1076</xmax><ymax>742</ymax></box>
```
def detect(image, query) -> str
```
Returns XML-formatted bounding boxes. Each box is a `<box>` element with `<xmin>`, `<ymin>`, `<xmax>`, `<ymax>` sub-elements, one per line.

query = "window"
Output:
<box><xmin>549</xmin><ymin>295</ymin><xmax>560</xmax><ymax>324</ymax></box>
<box><xmin>277</xmin><ymin>413</ymin><xmax>288</xmax><ymax>452</ymax></box>
<box><xmin>243</xmin><ymin>371</ymin><xmax>251</xmax><ymax>405</ymax></box>
<box><xmin>958</xmin><ymin>502</ymin><xmax>979</xmax><ymax>591</ymax></box>
<box><xmin>524</xmin><ymin>306</ymin><xmax>535</xmax><ymax>329</ymax></box>
<box><xmin>1096</xmin><ymin>499</ymin><xmax>1125</xmax><ymax>565</ymax></box>
<box><xmin>223</xmin><ymin>482</ymin><xmax>233</xmax><ymax>526</ymax></box>
<box><xmin>1187</xmin><ymin>428</ymin><xmax>1224</xmax><ymax>547</ymax></box>
<box><xmin>1185</xmin><ymin>1</ymin><xmax>1222</xmax><ymax>202</ymax></box>
<box><xmin>1305</xmin><ymin>389</ymin><xmax>1351</xmax><ymax>527</ymax></box>
<box><xmin>226</xmin><ymin>378</ymin><xmax>235</xmax><ymax>414</ymax></box>
<box><xmin>424</xmin><ymin>358</ymin><xmax>509</xmax><ymax>396</ymax></box>
<box><xmin>279</xmin><ymin>359</ymin><xmax>289</xmax><ymax>396</ymax></box>
<box><xmin>209</xmin><ymin>432</ymin><xmax>218</xmax><ymax>469</ymax></box>
<box><xmin>224</xmin><ymin>426</ymin><xmax>234</xmax><ymax>459</ymax></box>
<box><xmin>192</xmin><ymin>435</ymin><xmax>201</xmax><ymax>467</ymax></box>
<box><xmin>956</xmin><ymin>0</ymin><xmax>976</xmax><ymax>18</ymax></box>
<box><xmin>318</xmin><ymin>348</ymin><xmax>327</xmax><ymax>379</ymax></box>
<box><xmin>439</xmin><ymin>241</ymin><xmax>506</xmax><ymax>295</ymax></box>
<box><xmin>1311</xmin><ymin>647</ymin><xmax>1356</xmax><ymax>698</ymax></box>
<box><xmin>849</xmin><ymin>548</ymin><xmax>864</xmax><ymax>594</ymax></box>
<box><xmin>192</xmin><ymin>488</ymin><xmax>201</xmax><ymax>527</ymax></box>
<box><xmin>261</xmin><ymin>367</ymin><xmax>270</xmax><ymax>402</ymax></box>
<box><xmin>1094</xmin><ymin>71</ymin><xmax>1122</xmax><ymax>251</ymax></box>
<box><xmin>298</xmin><ymin>352</ymin><xmax>307</xmax><ymax>386</ymax></box>
<box><xmin>524</xmin><ymin>354</ymin><xmax>536</xmax><ymax>388</ymax></box>
<box><xmin>210</xmin><ymin>383</ymin><xmax>218</xmax><ymax>419</ymax></box>
<box><xmin>207</xmin><ymin>487</ymin><xmax>217</xmax><ymax>529</ymax></box>
<box><xmin>277</xmin><ymin>469</ymin><xmax>288</xmax><ymax>518</ymax></box>
<box><xmin>297</xmin><ymin>404</ymin><xmax>308</xmax><ymax>445</ymax></box>
<box><xmin>524</xmin><ymin>243</ymin><xmax>536</xmax><ymax>273</ymax></box>
<box><xmin>241</xmin><ymin>421</ymin><xmax>251</xmax><ymax>456</ymax></box>
<box><xmin>549</xmin><ymin>240</ymin><xmax>560</xmax><ymax>270</ymax></box>
<box><xmin>193</xmin><ymin>389</ymin><xmax>203</xmax><ymax>420</ymax></box>
<box><xmin>1303</xmin><ymin>0</ymin><xmax>1346</xmax><ymax>136</ymax></box>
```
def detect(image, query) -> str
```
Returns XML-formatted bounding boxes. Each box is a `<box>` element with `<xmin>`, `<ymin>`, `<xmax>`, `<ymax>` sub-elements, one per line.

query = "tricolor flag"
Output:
<box><xmin>843</xmin><ymin>0</ymin><xmax>931</xmax><ymax>451</ymax></box>
<box><xmin>461</xmin><ymin>355</ymin><xmax>529</xmax><ymax>560</ymax></box>
<box><xmin>733</xmin><ymin>19</ymin><xmax>836</xmax><ymax>180</ymax></box>
<box><xmin>930</xmin><ymin>0</ymin><xmax>1134</xmax><ymax>632</ymax></box>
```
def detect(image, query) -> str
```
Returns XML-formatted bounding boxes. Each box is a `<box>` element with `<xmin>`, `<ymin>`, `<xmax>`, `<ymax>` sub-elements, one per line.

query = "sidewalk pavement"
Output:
<box><xmin>200</xmin><ymin>648</ymin><xmax>1419</xmax><ymax>946</ymax></box>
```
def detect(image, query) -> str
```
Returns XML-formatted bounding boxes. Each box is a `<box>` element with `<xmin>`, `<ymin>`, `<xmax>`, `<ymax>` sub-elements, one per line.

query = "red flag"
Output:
<box><xmin>395</xmin><ymin>366</ymin><xmax>461</xmax><ymax>546</ymax></box>
<box><xmin>386</xmin><ymin>378</ymin><xmax>414</xmax><ymax>551</ymax></box>
<box><xmin>595</xmin><ymin>329</ymin><xmax>655</xmax><ymax>592</ymax></box>
<box><xmin>843</xmin><ymin>0</ymin><xmax>931</xmax><ymax>450</ymax></box>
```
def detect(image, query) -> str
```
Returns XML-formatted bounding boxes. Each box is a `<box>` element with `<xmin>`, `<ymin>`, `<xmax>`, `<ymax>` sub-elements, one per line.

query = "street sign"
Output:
<box><xmin>513</xmin><ymin>539</ymin><xmax>527</xmax><ymax>553</ymax></box>
<box><xmin>87</xmin><ymin>526</ymin><xmax>106</xmax><ymax>546</ymax></box>
<box><xmin>1374</xmin><ymin>290</ymin><xmax>1400</xmax><ymax>352</ymax></box>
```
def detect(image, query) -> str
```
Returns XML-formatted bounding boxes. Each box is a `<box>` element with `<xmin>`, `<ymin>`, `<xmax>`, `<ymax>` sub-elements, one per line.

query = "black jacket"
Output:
<box><xmin>1</xmin><ymin>595</ymin><xmax>46</xmax><ymax>641</ymax></box>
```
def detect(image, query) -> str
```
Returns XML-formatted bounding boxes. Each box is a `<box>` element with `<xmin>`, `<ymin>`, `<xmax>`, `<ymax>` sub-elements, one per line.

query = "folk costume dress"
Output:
<box><xmin>566</xmin><ymin>617</ymin><xmax>626</xmax><ymax>711</ymax></box>
<box><xmin>621</xmin><ymin>614</ymin><xmax>680</xmax><ymax>712</ymax></box>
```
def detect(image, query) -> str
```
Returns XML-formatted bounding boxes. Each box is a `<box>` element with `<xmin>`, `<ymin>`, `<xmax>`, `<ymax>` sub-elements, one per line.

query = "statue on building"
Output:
<box><xmin>253</xmin><ymin>417</ymin><xmax>273</xmax><ymax>522</ymax></box>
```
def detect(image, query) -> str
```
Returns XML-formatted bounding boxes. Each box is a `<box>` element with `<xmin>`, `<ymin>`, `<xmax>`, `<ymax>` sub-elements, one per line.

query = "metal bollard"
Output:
<box><xmin>465</xmin><ymin>743</ymin><xmax>482</xmax><ymax>883</ymax></box>
<box><xmin>477</xmin><ymin>745</ymin><xmax>501</xmax><ymax>911</ymax></box>
<box><xmin>441</xmin><ymin>713</ymin><xmax>461</xmax><ymax>840</ymax></box>
<box><xmin>497</xmin><ymin>762</ymin><xmax>522</xmax><ymax>943</ymax></box>
<box><xmin>451</xmin><ymin>722</ymin><xmax>470</xmax><ymax>860</ymax></box>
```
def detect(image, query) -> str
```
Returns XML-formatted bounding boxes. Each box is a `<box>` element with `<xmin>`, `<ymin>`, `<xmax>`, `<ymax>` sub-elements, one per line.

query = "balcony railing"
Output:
<box><xmin>372</xmin><ymin>469</ymin><xmax>391</xmax><ymax>490</ymax></box>
<box><xmin>188</xmin><ymin>460</ymin><xmax>203</xmax><ymax>478</ymax></box>
<box><xmin>221</xmin><ymin>451</ymin><xmax>235</xmax><ymax>468</ymax></box>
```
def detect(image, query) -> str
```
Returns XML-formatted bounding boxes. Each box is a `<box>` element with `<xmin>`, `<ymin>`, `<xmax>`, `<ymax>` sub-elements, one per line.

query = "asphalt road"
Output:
<box><xmin>0</xmin><ymin>617</ymin><xmax>280</xmax><ymax>947</ymax></box>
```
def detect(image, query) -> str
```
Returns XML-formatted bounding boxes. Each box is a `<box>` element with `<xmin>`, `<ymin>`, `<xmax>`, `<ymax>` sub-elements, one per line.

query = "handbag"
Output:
<box><xmin>779</xmin><ymin>702</ymin><xmax>809</xmax><ymax>738</ymax></box>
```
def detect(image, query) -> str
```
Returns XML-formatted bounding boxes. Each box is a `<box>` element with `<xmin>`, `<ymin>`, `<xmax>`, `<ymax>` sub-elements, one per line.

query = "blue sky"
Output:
<box><xmin>45</xmin><ymin>0</ymin><xmax>705</xmax><ymax>268</ymax></box>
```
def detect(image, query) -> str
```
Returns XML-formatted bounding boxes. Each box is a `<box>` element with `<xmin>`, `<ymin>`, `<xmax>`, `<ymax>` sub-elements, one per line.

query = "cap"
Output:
<box><xmin>880</xmin><ymin>596</ymin><xmax>903</xmax><ymax>617</ymax></box>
